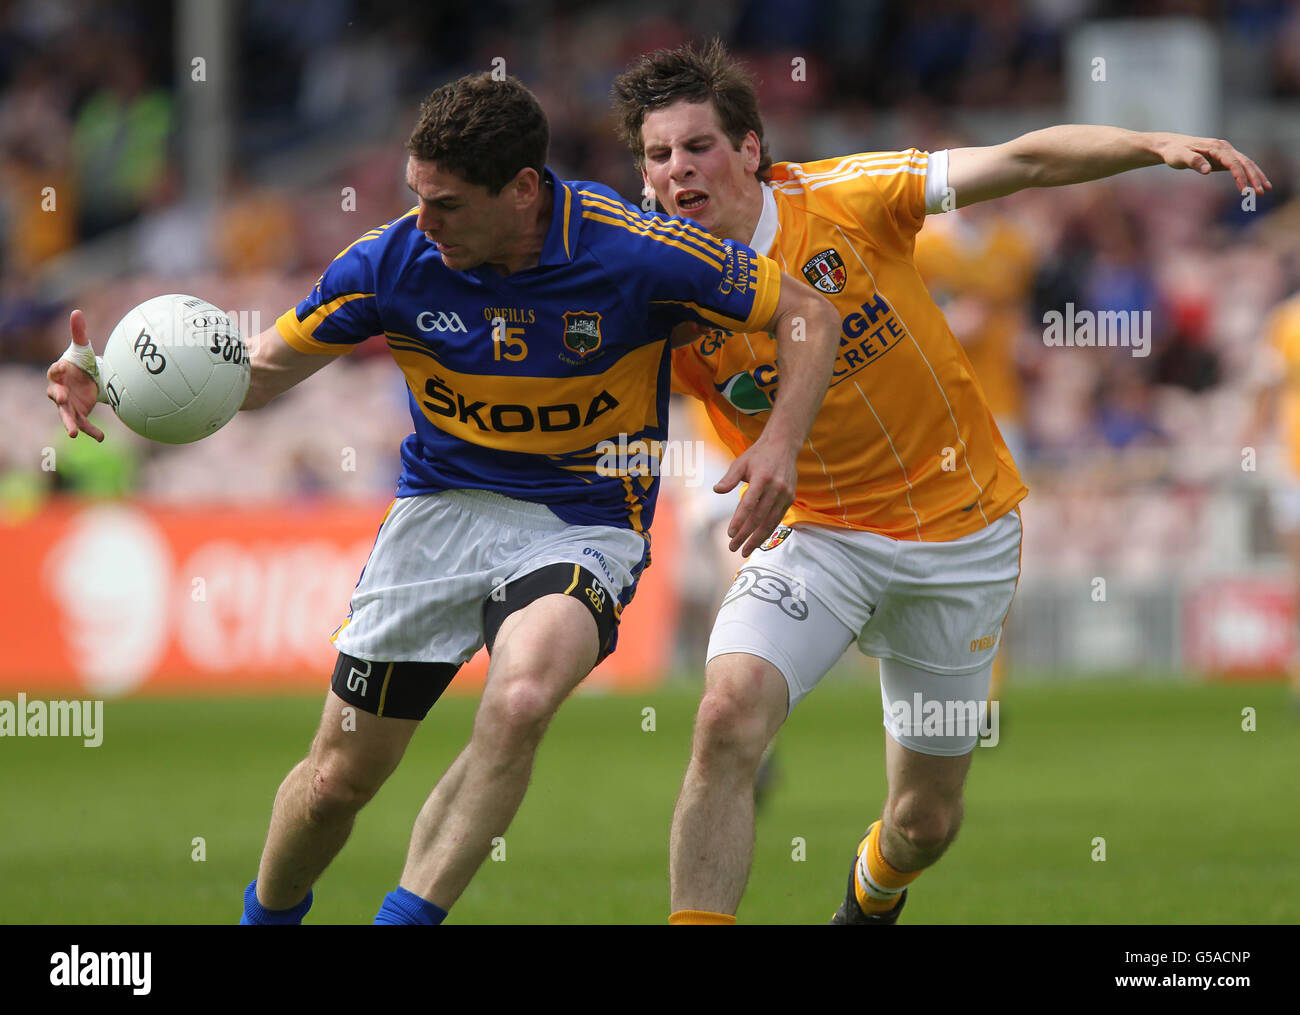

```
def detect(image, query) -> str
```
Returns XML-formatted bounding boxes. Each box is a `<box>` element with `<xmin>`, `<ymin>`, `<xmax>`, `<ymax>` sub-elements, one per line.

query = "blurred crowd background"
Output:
<box><xmin>3</xmin><ymin>0</ymin><xmax>1300</xmax><ymax>673</ymax></box>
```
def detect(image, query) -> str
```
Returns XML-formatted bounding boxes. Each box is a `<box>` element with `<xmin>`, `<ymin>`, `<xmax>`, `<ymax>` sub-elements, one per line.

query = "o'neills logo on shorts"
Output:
<box><xmin>759</xmin><ymin>526</ymin><xmax>792</xmax><ymax>551</ymax></box>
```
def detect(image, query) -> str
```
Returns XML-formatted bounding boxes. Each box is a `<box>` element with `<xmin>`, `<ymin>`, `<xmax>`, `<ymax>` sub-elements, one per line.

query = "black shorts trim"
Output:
<box><xmin>330</xmin><ymin>653</ymin><xmax>460</xmax><ymax>721</ymax></box>
<box><xmin>481</xmin><ymin>563</ymin><xmax>619</xmax><ymax>662</ymax></box>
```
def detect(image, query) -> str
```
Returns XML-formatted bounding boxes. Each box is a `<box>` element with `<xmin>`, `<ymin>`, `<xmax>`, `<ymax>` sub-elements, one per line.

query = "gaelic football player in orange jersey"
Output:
<box><xmin>613</xmin><ymin>40</ymin><xmax>1270</xmax><ymax>925</ymax></box>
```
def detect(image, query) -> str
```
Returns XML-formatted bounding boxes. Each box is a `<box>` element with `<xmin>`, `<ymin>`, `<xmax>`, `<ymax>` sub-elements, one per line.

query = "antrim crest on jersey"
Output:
<box><xmin>802</xmin><ymin>249</ymin><xmax>847</xmax><ymax>294</ymax></box>
<box><xmin>562</xmin><ymin>311</ymin><xmax>603</xmax><ymax>358</ymax></box>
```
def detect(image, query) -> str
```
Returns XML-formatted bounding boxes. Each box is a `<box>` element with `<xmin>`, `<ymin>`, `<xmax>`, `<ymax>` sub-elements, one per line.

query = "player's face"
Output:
<box><xmin>639</xmin><ymin>100</ymin><xmax>760</xmax><ymax>242</ymax></box>
<box><xmin>406</xmin><ymin>157</ymin><xmax>513</xmax><ymax>270</ymax></box>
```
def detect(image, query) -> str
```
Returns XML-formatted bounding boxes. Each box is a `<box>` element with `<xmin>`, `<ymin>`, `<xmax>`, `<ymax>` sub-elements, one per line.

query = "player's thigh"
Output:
<box><xmin>478</xmin><ymin>592</ymin><xmax>601</xmax><ymax>730</ymax></box>
<box><xmin>708</xmin><ymin>565</ymin><xmax>856</xmax><ymax>718</ymax></box>
<box><xmin>308</xmin><ymin>689</ymin><xmax>422</xmax><ymax>795</ymax></box>
<box><xmin>333</xmin><ymin>493</ymin><xmax>502</xmax><ymax>667</ymax></box>
<box><xmin>879</xmin><ymin>656</ymin><xmax>995</xmax><ymax>758</ymax></box>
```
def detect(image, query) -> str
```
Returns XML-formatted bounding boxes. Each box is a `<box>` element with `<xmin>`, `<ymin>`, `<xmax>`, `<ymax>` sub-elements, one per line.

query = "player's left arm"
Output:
<box><xmin>946</xmin><ymin>126</ymin><xmax>1272</xmax><ymax>208</ymax></box>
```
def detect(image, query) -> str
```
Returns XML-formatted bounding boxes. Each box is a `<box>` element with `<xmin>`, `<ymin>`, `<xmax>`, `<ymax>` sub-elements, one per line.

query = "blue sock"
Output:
<box><xmin>374</xmin><ymin>886</ymin><xmax>447</xmax><ymax>925</ymax></box>
<box><xmin>239</xmin><ymin>879</ymin><xmax>313</xmax><ymax>925</ymax></box>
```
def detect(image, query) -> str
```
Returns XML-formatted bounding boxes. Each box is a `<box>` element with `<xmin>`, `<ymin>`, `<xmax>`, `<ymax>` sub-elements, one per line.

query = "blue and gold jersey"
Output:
<box><xmin>276</xmin><ymin>169</ymin><xmax>780</xmax><ymax>536</ymax></box>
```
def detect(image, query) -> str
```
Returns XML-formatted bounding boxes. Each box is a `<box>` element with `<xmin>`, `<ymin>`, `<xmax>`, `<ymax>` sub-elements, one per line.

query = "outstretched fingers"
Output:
<box><xmin>1177</xmin><ymin>138</ymin><xmax>1272</xmax><ymax>193</ymax></box>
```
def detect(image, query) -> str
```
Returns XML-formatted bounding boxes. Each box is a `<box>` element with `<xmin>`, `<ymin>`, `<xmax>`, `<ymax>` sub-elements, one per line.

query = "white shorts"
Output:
<box><xmin>332</xmin><ymin>489</ymin><xmax>648</xmax><ymax>665</ymax></box>
<box><xmin>706</xmin><ymin>510</ymin><xmax>1022</xmax><ymax>755</ymax></box>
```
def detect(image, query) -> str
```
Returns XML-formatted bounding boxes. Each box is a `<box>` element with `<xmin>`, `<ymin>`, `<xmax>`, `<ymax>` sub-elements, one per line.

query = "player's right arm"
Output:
<box><xmin>245</xmin><ymin>219</ymin><xmax>394</xmax><ymax>409</ymax></box>
<box><xmin>45</xmin><ymin>308</ymin><xmax>340</xmax><ymax>439</ymax></box>
<box><xmin>716</xmin><ymin>271</ymin><xmax>838</xmax><ymax>553</ymax></box>
<box><xmin>240</xmin><ymin>326</ymin><xmax>334</xmax><ymax>411</ymax></box>
<box><xmin>745</xmin><ymin>272</ymin><xmax>839</xmax><ymax>464</ymax></box>
<box><xmin>47</xmin><ymin>220</ymin><xmax>388</xmax><ymax>435</ymax></box>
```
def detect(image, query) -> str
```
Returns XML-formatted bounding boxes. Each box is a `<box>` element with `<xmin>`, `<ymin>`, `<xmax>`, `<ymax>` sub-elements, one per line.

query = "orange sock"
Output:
<box><xmin>853</xmin><ymin>821</ymin><xmax>922</xmax><ymax>914</ymax></box>
<box><xmin>669</xmin><ymin>909</ymin><xmax>736</xmax><ymax>925</ymax></box>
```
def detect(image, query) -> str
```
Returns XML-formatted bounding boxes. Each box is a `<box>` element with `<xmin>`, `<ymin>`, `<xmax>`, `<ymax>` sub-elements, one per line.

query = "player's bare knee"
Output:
<box><xmin>304</xmin><ymin>758</ymin><xmax>380</xmax><ymax>824</ymax></box>
<box><xmin>477</xmin><ymin>676</ymin><xmax>559</xmax><ymax>749</ymax></box>
<box><xmin>693</xmin><ymin>678</ymin><xmax>771</xmax><ymax>770</ymax></box>
<box><xmin>888</xmin><ymin>792</ymin><xmax>963</xmax><ymax>856</ymax></box>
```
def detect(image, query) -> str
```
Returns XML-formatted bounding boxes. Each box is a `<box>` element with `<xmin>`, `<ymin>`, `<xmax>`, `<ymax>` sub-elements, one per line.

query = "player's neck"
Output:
<box><xmin>720</xmin><ymin>180</ymin><xmax>765</xmax><ymax>248</ymax></box>
<box><xmin>488</xmin><ymin>180</ymin><xmax>554</xmax><ymax>276</ymax></box>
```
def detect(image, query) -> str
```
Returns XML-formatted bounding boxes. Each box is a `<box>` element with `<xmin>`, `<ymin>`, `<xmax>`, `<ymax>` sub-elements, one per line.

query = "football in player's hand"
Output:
<box><xmin>102</xmin><ymin>294</ymin><xmax>251</xmax><ymax>444</ymax></box>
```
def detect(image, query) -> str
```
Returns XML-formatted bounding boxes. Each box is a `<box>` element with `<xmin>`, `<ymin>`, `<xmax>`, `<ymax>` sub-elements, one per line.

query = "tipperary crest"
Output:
<box><xmin>801</xmin><ymin>249</ymin><xmax>847</xmax><ymax>294</ymax></box>
<box><xmin>562</xmin><ymin>311</ymin><xmax>603</xmax><ymax>358</ymax></box>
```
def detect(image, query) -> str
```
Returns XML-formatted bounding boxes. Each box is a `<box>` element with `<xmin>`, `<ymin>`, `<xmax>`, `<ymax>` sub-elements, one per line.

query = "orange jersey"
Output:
<box><xmin>1267</xmin><ymin>295</ymin><xmax>1300</xmax><ymax>475</ymax></box>
<box><xmin>672</xmin><ymin>150</ymin><xmax>1027</xmax><ymax>542</ymax></box>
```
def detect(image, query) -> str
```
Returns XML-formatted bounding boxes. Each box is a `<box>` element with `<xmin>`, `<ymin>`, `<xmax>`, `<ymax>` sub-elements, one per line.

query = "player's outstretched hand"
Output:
<box><xmin>1152</xmin><ymin>133</ymin><xmax>1272</xmax><ymax>194</ymax></box>
<box><xmin>46</xmin><ymin>309</ymin><xmax>105</xmax><ymax>442</ymax></box>
<box><xmin>716</xmin><ymin>435</ymin><xmax>798</xmax><ymax>556</ymax></box>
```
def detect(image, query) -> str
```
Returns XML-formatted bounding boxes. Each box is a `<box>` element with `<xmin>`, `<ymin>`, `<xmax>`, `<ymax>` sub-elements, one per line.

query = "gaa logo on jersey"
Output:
<box><xmin>760</xmin><ymin>525</ymin><xmax>792</xmax><ymax>551</ymax></box>
<box><xmin>562</xmin><ymin>311</ymin><xmax>603</xmax><ymax>358</ymax></box>
<box><xmin>801</xmin><ymin>249</ymin><xmax>847</xmax><ymax>295</ymax></box>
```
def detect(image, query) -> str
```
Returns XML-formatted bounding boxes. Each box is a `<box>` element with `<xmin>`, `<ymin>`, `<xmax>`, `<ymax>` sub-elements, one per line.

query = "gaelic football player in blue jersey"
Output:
<box><xmin>46</xmin><ymin>72</ymin><xmax>840</xmax><ymax>924</ymax></box>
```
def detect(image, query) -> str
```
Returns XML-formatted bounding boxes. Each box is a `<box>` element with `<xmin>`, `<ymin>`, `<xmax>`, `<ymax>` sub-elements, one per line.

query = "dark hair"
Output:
<box><xmin>407</xmin><ymin>73</ymin><xmax>549</xmax><ymax>195</ymax></box>
<box><xmin>611</xmin><ymin>39</ymin><xmax>771</xmax><ymax>183</ymax></box>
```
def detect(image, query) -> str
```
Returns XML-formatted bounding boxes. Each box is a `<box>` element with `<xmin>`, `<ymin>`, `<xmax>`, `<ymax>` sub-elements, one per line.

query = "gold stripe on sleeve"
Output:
<box><xmin>741</xmin><ymin>254</ymin><xmax>782</xmax><ymax>332</ymax></box>
<box><xmin>275</xmin><ymin>294</ymin><xmax>375</xmax><ymax>354</ymax></box>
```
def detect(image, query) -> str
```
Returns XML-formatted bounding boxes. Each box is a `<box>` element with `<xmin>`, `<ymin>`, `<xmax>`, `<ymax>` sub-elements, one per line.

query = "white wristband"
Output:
<box><xmin>59</xmin><ymin>340</ymin><xmax>109</xmax><ymax>404</ymax></box>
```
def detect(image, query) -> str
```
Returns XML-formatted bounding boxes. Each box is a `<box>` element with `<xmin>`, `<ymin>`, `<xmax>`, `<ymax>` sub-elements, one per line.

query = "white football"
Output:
<box><xmin>102</xmin><ymin>294</ymin><xmax>251</xmax><ymax>444</ymax></box>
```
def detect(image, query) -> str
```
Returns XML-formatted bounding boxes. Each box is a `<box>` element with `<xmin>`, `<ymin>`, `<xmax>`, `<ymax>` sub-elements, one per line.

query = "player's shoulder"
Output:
<box><xmin>569</xmin><ymin>177</ymin><xmax>643</xmax><ymax>233</ymax></box>
<box><xmin>569</xmin><ymin>177</ymin><xmax>630</xmax><ymax>209</ymax></box>
<box><xmin>570</xmin><ymin>179</ymin><xmax>730</xmax><ymax>265</ymax></box>
<box><xmin>329</xmin><ymin>206</ymin><xmax>423</xmax><ymax>268</ymax></box>
<box><xmin>770</xmin><ymin>149</ymin><xmax>931</xmax><ymax>197</ymax></box>
<box><xmin>571</xmin><ymin>179</ymin><xmax>645</xmax><ymax>247</ymax></box>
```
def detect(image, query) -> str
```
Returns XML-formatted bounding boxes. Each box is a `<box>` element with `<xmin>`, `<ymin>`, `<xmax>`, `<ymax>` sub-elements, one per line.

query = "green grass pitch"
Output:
<box><xmin>1</xmin><ymin>677</ymin><xmax>1296</xmax><ymax>924</ymax></box>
